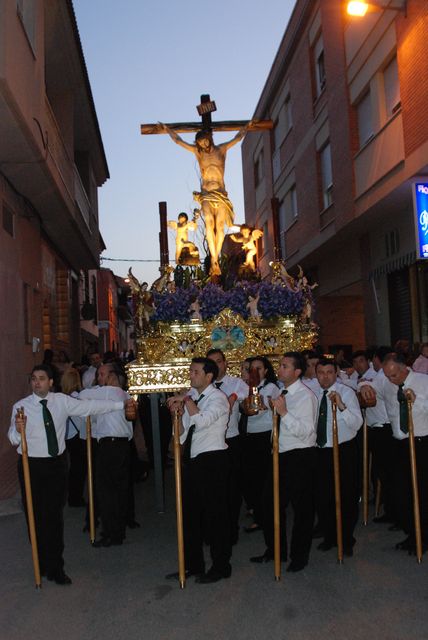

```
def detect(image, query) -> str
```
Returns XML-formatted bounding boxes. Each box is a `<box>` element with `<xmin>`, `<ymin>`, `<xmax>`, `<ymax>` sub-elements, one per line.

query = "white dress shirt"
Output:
<box><xmin>302</xmin><ymin>377</ymin><xmax>321</xmax><ymax>394</ymax></box>
<box><xmin>180</xmin><ymin>384</ymin><xmax>229</xmax><ymax>458</ymax></box>
<box><xmin>8</xmin><ymin>392</ymin><xmax>125</xmax><ymax>456</ymax></box>
<box><xmin>79</xmin><ymin>386</ymin><xmax>133</xmax><ymax>440</ymax></box>
<box><xmin>247</xmin><ymin>380</ymin><xmax>281</xmax><ymax>434</ymax></box>
<box><xmin>357</xmin><ymin>368</ymin><xmax>389</xmax><ymax>427</ymax></box>
<box><xmin>215</xmin><ymin>374</ymin><xmax>249</xmax><ymax>438</ymax></box>
<box><xmin>364</xmin><ymin>369</ymin><xmax>428</xmax><ymax>440</ymax></box>
<box><xmin>315</xmin><ymin>382</ymin><xmax>363</xmax><ymax>447</ymax></box>
<box><xmin>65</xmin><ymin>391</ymin><xmax>87</xmax><ymax>440</ymax></box>
<box><xmin>279</xmin><ymin>379</ymin><xmax>317</xmax><ymax>452</ymax></box>
<box><xmin>82</xmin><ymin>366</ymin><xmax>97</xmax><ymax>389</ymax></box>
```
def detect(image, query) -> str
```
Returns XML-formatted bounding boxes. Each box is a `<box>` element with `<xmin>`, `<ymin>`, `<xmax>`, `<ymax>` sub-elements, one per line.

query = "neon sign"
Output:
<box><xmin>413</xmin><ymin>183</ymin><xmax>428</xmax><ymax>259</ymax></box>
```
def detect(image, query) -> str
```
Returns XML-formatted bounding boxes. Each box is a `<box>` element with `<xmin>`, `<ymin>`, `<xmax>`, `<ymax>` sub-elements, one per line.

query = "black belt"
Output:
<box><xmin>99</xmin><ymin>437</ymin><xmax>129</xmax><ymax>443</ymax></box>
<box><xmin>23</xmin><ymin>451</ymin><xmax>67</xmax><ymax>462</ymax></box>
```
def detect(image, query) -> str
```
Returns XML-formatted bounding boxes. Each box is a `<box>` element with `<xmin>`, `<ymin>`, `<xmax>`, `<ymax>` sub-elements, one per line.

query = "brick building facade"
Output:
<box><xmin>241</xmin><ymin>0</ymin><xmax>428</xmax><ymax>352</ymax></box>
<box><xmin>0</xmin><ymin>1</ymin><xmax>108</xmax><ymax>498</ymax></box>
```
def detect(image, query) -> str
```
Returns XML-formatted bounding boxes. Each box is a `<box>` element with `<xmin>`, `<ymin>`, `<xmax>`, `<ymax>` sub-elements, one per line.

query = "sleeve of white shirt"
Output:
<box><xmin>338</xmin><ymin>386</ymin><xmax>363</xmax><ymax>433</ymax></box>
<box><xmin>62</xmin><ymin>394</ymin><xmax>124</xmax><ymax>417</ymax></box>
<box><xmin>8</xmin><ymin>403</ymin><xmax>21</xmax><ymax>446</ymax></box>
<box><xmin>234</xmin><ymin>379</ymin><xmax>249</xmax><ymax>401</ymax></box>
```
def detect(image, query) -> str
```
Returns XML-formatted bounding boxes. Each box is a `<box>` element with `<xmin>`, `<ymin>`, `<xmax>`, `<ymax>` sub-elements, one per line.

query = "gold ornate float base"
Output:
<box><xmin>127</xmin><ymin>309</ymin><xmax>316</xmax><ymax>394</ymax></box>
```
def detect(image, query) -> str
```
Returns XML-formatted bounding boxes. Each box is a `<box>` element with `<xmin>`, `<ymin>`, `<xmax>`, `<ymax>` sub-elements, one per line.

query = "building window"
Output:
<box><xmin>17</xmin><ymin>0</ymin><xmax>36</xmax><ymax>52</ymax></box>
<box><xmin>314</xmin><ymin>35</ymin><xmax>326</xmax><ymax>97</ymax></box>
<box><xmin>254</xmin><ymin>149</ymin><xmax>264</xmax><ymax>188</ymax></box>
<box><xmin>2</xmin><ymin>203</ymin><xmax>14</xmax><ymax>237</ymax></box>
<box><xmin>385</xmin><ymin>229</ymin><xmax>400</xmax><ymax>258</ymax></box>
<box><xmin>383</xmin><ymin>56</ymin><xmax>400</xmax><ymax>118</ymax></box>
<box><xmin>320</xmin><ymin>143</ymin><xmax>333</xmax><ymax>209</ymax></box>
<box><xmin>273</xmin><ymin>95</ymin><xmax>292</xmax><ymax>152</ymax></box>
<box><xmin>357</xmin><ymin>91</ymin><xmax>373</xmax><ymax>147</ymax></box>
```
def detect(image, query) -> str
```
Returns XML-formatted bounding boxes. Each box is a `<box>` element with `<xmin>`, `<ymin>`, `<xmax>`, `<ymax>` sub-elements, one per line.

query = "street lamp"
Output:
<box><xmin>346</xmin><ymin>0</ymin><xmax>407</xmax><ymax>16</ymax></box>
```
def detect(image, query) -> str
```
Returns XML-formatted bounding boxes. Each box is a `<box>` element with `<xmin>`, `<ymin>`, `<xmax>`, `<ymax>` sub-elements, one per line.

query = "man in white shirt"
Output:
<box><xmin>357</xmin><ymin>346</ymin><xmax>395</xmax><ymax>524</ymax></box>
<box><xmin>8</xmin><ymin>364</ymin><xmax>131</xmax><ymax>585</ymax></box>
<box><xmin>82</xmin><ymin>351</ymin><xmax>102</xmax><ymax>388</ymax></box>
<box><xmin>360</xmin><ymin>353</ymin><xmax>428</xmax><ymax>552</ymax></box>
<box><xmin>167</xmin><ymin>357</ymin><xmax>231</xmax><ymax>584</ymax></box>
<box><xmin>207</xmin><ymin>348</ymin><xmax>248</xmax><ymax>545</ymax></box>
<box><xmin>315</xmin><ymin>358</ymin><xmax>363</xmax><ymax>557</ymax></box>
<box><xmin>79</xmin><ymin>363</ymin><xmax>134</xmax><ymax>547</ymax></box>
<box><xmin>250</xmin><ymin>352</ymin><xmax>317</xmax><ymax>572</ymax></box>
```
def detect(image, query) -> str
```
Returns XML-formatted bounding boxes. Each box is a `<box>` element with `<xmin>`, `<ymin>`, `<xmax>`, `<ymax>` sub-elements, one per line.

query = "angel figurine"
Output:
<box><xmin>230</xmin><ymin>224</ymin><xmax>263</xmax><ymax>271</ymax></box>
<box><xmin>127</xmin><ymin>267</ymin><xmax>154</xmax><ymax>332</ymax></box>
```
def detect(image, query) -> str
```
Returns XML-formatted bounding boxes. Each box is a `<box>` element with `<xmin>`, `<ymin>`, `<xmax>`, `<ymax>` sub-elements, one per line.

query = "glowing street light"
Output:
<box><xmin>347</xmin><ymin>1</ymin><xmax>369</xmax><ymax>15</ymax></box>
<box><xmin>346</xmin><ymin>0</ymin><xmax>407</xmax><ymax>16</ymax></box>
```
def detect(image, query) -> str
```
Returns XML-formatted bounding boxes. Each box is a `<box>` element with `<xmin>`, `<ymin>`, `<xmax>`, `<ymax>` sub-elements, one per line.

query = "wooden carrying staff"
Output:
<box><xmin>272</xmin><ymin>408</ymin><xmax>281</xmax><ymax>581</ymax></box>
<box><xmin>406</xmin><ymin>397</ymin><xmax>423</xmax><ymax>563</ymax></box>
<box><xmin>362</xmin><ymin>409</ymin><xmax>369</xmax><ymax>525</ymax></box>
<box><xmin>331</xmin><ymin>400</ymin><xmax>344</xmax><ymax>564</ymax></box>
<box><xmin>173</xmin><ymin>409</ymin><xmax>186</xmax><ymax>588</ymax></box>
<box><xmin>18</xmin><ymin>407</ymin><xmax>42</xmax><ymax>588</ymax></box>
<box><xmin>86</xmin><ymin>417</ymin><xmax>96</xmax><ymax>544</ymax></box>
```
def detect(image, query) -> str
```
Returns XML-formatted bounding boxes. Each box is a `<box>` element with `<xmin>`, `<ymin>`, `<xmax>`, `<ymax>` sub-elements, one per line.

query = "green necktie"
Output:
<box><xmin>397</xmin><ymin>384</ymin><xmax>409</xmax><ymax>434</ymax></box>
<box><xmin>182</xmin><ymin>394</ymin><xmax>204</xmax><ymax>462</ymax></box>
<box><xmin>40</xmin><ymin>399</ymin><xmax>59</xmax><ymax>456</ymax></box>
<box><xmin>317</xmin><ymin>390</ymin><xmax>328</xmax><ymax>447</ymax></box>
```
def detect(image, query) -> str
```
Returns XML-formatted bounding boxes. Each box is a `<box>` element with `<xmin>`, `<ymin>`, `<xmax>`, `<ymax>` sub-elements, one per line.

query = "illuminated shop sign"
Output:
<box><xmin>413</xmin><ymin>183</ymin><xmax>428</xmax><ymax>259</ymax></box>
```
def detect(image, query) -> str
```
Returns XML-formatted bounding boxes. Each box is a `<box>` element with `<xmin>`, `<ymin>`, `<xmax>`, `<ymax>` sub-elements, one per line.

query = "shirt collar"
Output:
<box><xmin>284</xmin><ymin>379</ymin><xmax>301</xmax><ymax>395</ymax></box>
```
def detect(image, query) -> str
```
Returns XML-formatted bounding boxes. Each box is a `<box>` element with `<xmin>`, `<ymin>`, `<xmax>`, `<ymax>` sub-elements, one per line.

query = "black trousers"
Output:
<box><xmin>262</xmin><ymin>447</ymin><xmax>316</xmax><ymax>563</ymax></box>
<box><xmin>226</xmin><ymin>435</ymin><xmax>243</xmax><ymax>543</ymax></box>
<box><xmin>315</xmin><ymin>438</ymin><xmax>360</xmax><ymax>549</ymax></box>
<box><xmin>18</xmin><ymin>453</ymin><xmax>68</xmax><ymax>575</ymax></box>
<box><xmin>66</xmin><ymin>435</ymin><xmax>86</xmax><ymax>505</ymax></box>
<box><xmin>241</xmin><ymin>430</ymin><xmax>272</xmax><ymax>526</ymax></box>
<box><xmin>393</xmin><ymin>436</ymin><xmax>428</xmax><ymax>543</ymax></box>
<box><xmin>368</xmin><ymin>424</ymin><xmax>394</xmax><ymax>518</ymax></box>
<box><xmin>182</xmin><ymin>450</ymin><xmax>231</xmax><ymax>574</ymax></box>
<box><xmin>96</xmin><ymin>438</ymin><xmax>130</xmax><ymax>542</ymax></box>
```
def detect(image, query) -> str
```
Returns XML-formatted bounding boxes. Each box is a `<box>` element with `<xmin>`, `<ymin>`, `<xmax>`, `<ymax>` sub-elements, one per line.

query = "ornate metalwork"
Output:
<box><xmin>128</xmin><ymin>308</ymin><xmax>316</xmax><ymax>394</ymax></box>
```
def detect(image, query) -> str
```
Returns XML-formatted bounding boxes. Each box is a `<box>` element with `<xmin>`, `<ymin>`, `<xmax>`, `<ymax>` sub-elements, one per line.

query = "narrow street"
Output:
<box><xmin>1</xmin><ymin>471</ymin><xmax>427</xmax><ymax>640</ymax></box>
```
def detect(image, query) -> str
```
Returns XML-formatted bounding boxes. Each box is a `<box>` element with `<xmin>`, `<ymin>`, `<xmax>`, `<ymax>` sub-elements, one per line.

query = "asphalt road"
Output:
<box><xmin>1</xmin><ymin>471</ymin><xmax>427</xmax><ymax>640</ymax></box>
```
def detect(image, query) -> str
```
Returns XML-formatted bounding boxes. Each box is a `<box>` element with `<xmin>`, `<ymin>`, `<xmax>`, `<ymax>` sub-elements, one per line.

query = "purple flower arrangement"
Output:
<box><xmin>150</xmin><ymin>280</ymin><xmax>306</xmax><ymax>324</ymax></box>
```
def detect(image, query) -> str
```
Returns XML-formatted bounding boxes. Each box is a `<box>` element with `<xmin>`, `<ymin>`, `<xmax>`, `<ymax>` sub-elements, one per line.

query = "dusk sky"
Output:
<box><xmin>73</xmin><ymin>0</ymin><xmax>295</xmax><ymax>284</ymax></box>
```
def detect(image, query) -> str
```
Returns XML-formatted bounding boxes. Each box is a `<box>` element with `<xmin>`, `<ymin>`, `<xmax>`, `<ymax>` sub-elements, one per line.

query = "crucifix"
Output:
<box><xmin>141</xmin><ymin>95</ymin><xmax>272</xmax><ymax>277</ymax></box>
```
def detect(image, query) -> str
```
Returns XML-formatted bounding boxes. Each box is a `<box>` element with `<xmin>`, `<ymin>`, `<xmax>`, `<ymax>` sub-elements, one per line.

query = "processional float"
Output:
<box><xmin>128</xmin><ymin>97</ymin><xmax>318</xmax><ymax>586</ymax></box>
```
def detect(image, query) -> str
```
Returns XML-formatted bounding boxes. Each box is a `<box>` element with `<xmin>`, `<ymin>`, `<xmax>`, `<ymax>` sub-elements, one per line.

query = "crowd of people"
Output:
<box><xmin>7</xmin><ymin>340</ymin><xmax>428</xmax><ymax>585</ymax></box>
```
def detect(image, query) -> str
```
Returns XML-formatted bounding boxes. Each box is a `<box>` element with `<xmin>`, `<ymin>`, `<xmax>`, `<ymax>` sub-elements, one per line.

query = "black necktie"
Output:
<box><xmin>182</xmin><ymin>394</ymin><xmax>204</xmax><ymax>462</ymax></box>
<box><xmin>215</xmin><ymin>381</ymin><xmax>223</xmax><ymax>389</ymax></box>
<box><xmin>40</xmin><ymin>399</ymin><xmax>59</xmax><ymax>456</ymax></box>
<box><xmin>281</xmin><ymin>389</ymin><xmax>288</xmax><ymax>396</ymax></box>
<box><xmin>397</xmin><ymin>384</ymin><xmax>409</xmax><ymax>434</ymax></box>
<box><xmin>317</xmin><ymin>390</ymin><xmax>328</xmax><ymax>447</ymax></box>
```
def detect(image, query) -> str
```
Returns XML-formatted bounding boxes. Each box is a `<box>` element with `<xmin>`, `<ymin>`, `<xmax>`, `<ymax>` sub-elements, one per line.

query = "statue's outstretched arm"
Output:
<box><xmin>158</xmin><ymin>122</ymin><xmax>195</xmax><ymax>153</ymax></box>
<box><xmin>219</xmin><ymin>119</ymin><xmax>256</xmax><ymax>151</ymax></box>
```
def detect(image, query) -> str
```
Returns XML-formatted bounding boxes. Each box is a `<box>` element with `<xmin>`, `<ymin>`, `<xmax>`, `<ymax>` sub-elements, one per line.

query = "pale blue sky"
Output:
<box><xmin>73</xmin><ymin>0</ymin><xmax>295</xmax><ymax>284</ymax></box>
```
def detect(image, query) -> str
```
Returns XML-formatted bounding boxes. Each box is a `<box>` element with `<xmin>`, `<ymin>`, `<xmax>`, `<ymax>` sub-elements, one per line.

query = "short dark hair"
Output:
<box><xmin>316</xmin><ymin>357</ymin><xmax>337</xmax><ymax>370</ymax></box>
<box><xmin>191</xmin><ymin>357</ymin><xmax>218</xmax><ymax>382</ymax></box>
<box><xmin>206</xmin><ymin>348</ymin><xmax>226</xmax><ymax>361</ymax></box>
<box><xmin>352</xmin><ymin>350</ymin><xmax>368</xmax><ymax>361</ymax></box>
<box><xmin>31</xmin><ymin>364</ymin><xmax>54</xmax><ymax>379</ymax></box>
<box><xmin>301</xmin><ymin>349</ymin><xmax>318</xmax><ymax>360</ymax></box>
<box><xmin>374</xmin><ymin>346</ymin><xmax>394</xmax><ymax>363</ymax></box>
<box><xmin>178</xmin><ymin>212</ymin><xmax>189</xmax><ymax>221</ymax></box>
<box><xmin>283</xmin><ymin>351</ymin><xmax>306</xmax><ymax>377</ymax></box>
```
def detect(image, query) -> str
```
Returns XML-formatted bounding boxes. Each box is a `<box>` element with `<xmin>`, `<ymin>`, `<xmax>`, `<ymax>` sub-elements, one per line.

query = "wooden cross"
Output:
<box><xmin>140</xmin><ymin>94</ymin><xmax>272</xmax><ymax>135</ymax></box>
